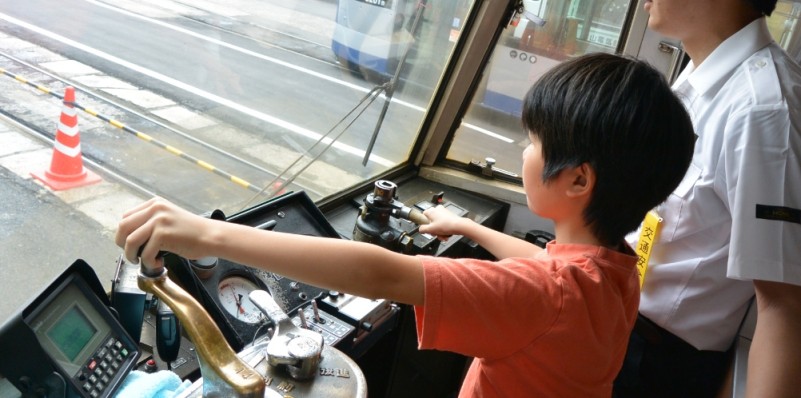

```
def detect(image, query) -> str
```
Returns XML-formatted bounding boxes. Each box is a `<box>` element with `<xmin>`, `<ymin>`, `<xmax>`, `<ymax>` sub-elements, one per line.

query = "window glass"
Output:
<box><xmin>447</xmin><ymin>0</ymin><xmax>801</xmax><ymax>178</ymax></box>
<box><xmin>767</xmin><ymin>0</ymin><xmax>801</xmax><ymax>59</ymax></box>
<box><xmin>0</xmin><ymin>0</ymin><xmax>473</xmax><ymax>214</ymax></box>
<box><xmin>446</xmin><ymin>0</ymin><xmax>634</xmax><ymax>178</ymax></box>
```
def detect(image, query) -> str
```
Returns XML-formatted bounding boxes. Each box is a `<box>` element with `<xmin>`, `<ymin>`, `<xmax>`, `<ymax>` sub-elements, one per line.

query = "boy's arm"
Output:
<box><xmin>216</xmin><ymin>224</ymin><xmax>425</xmax><ymax>305</ymax></box>
<box><xmin>117</xmin><ymin>197</ymin><xmax>425</xmax><ymax>306</ymax></box>
<box><xmin>420</xmin><ymin>205</ymin><xmax>543</xmax><ymax>259</ymax></box>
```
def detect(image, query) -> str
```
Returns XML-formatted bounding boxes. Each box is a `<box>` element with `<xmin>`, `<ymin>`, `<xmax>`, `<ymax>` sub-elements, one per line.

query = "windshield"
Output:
<box><xmin>0</xmin><ymin>0</ymin><xmax>473</xmax><ymax>215</ymax></box>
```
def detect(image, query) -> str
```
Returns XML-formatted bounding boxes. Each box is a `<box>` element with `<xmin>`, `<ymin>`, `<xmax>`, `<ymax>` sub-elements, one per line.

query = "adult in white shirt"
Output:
<box><xmin>614</xmin><ymin>1</ymin><xmax>801</xmax><ymax>397</ymax></box>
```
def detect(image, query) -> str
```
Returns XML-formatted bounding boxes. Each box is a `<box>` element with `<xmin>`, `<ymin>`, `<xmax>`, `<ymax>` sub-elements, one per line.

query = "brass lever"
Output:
<box><xmin>138</xmin><ymin>268</ymin><xmax>265</xmax><ymax>398</ymax></box>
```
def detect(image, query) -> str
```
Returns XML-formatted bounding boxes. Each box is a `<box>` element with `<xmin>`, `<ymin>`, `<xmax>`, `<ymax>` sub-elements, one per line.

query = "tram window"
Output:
<box><xmin>767</xmin><ymin>0</ymin><xmax>801</xmax><ymax>60</ymax></box>
<box><xmin>442</xmin><ymin>0</ymin><xmax>801</xmax><ymax>181</ymax></box>
<box><xmin>0</xmin><ymin>0</ymin><xmax>474</xmax><ymax>216</ymax></box>
<box><xmin>444</xmin><ymin>0</ymin><xmax>636</xmax><ymax>178</ymax></box>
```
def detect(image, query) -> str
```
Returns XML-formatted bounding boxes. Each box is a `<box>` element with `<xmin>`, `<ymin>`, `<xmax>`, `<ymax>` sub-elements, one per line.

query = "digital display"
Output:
<box><xmin>46</xmin><ymin>306</ymin><xmax>97</xmax><ymax>362</ymax></box>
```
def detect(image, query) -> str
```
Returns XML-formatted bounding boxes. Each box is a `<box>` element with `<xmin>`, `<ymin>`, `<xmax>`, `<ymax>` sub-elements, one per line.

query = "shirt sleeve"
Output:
<box><xmin>724</xmin><ymin>101</ymin><xmax>801</xmax><ymax>285</ymax></box>
<box><xmin>415</xmin><ymin>256</ymin><xmax>563</xmax><ymax>359</ymax></box>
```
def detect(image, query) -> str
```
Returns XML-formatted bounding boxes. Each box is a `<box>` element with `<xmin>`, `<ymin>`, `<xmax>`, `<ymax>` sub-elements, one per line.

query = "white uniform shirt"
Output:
<box><xmin>636</xmin><ymin>19</ymin><xmax>801</xmax><ymax>351</ymax></box>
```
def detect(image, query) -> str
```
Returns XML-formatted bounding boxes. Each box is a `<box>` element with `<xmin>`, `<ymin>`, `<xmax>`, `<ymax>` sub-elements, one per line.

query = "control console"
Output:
<box><xmin>162</xmin><ymin>191</ymin><xmax>399</xmax><ymax>361</ymax></box>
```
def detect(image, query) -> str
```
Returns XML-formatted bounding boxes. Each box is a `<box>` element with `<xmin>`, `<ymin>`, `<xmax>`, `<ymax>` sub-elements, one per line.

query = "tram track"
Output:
<box><xmin>0</xmin><ymin>49</ymin><xmax>325</xmax><ymax>214</ymax></box>
<box><xmin>0</xmin><ymin>0</ymin><xmax>408</xmax><ymax>213</ymax></box>
<box><xmin>0</xmin><ymin>108</ymin><xmax>158</xmax><ymax>199</ymax></box>
<box><xmin>0</xmin><ymin>50</ymin><xmax>285</xmax><ymax>178</ymax></box>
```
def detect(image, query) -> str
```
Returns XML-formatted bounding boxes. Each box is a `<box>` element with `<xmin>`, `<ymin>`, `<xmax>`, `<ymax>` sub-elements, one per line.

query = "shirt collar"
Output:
<box><xmin>545</xmin><ymin>241</ymin><xmax>637</xmax><ymax>259</ymax></box>
<box><xmin>673</xmin><ymin>18</ymin><xmax>774</xmax><ymax>96</ymax></box>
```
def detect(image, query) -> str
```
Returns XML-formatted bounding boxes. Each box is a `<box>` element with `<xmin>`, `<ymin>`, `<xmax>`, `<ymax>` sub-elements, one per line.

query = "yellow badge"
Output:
<box><xmin>635</xmin><ymin>210</ymin><xmax>662</xmax><ymax>288</ymax></box>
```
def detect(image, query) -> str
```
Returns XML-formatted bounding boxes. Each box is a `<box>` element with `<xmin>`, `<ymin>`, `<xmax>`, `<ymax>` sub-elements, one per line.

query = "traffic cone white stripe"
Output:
<box><xmin>62</xmin><ymin>106</ymin><xmax>77</xmax><ymax>117</ymax></box>
<box><xmin>58</xmin><ymin>122</ymin><xmax>80</xmax><ymax>137</ymax></box>
<box><xmin>54</xmin><ymin>140</ymin><xmax>81</xmax><ymax>158</ymax></box>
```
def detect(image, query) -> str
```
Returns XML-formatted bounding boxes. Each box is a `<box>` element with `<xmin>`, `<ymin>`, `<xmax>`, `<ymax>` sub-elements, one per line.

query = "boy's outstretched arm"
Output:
<box><xmin>420</xmin><ymin>205</ymin><xmax>543</xmax><ymax>259</ymax></box>
<box><xmin>116</xmin><ymin>197</ymin><xmax>425</xmax><ymax>306</ymax></box>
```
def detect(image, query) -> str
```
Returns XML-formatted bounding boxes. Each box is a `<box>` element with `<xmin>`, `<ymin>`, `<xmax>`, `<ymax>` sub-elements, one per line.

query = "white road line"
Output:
<box><xmin>87</xmin><ymin>0</ymin><xmax>515</xmax><ymax>142</ymax></box>
<box><xmin>462</xmin><ymin>122</ymin><xmax>514</xmax><ymax>143</ymax></box>
<box><xmin>0</xmin><ymin>10</ymin><xmax>396</xmax><ymax>166</ymax></box>
<box><xmin>2</xmin><ymin>0</ymin><xmax>517</xmax><ymax>166</ymax></box>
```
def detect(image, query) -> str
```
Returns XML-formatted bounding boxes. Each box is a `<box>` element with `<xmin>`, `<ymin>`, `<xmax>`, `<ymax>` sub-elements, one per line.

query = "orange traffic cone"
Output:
<box><xmin>32</xmin><ymin>86</ymin><xmax>101</xmax><ymax>190</ymax></box>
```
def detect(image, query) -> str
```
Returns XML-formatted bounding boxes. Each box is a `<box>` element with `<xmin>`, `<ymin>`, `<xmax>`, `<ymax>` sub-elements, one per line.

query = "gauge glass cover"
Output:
<box><xmin>217</xmin><ymin>275</ymin><xmax>265</xmax><ymax>324</ymax></box>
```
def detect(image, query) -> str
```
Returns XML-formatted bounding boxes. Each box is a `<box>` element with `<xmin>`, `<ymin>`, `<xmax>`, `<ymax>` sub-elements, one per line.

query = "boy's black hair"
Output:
<box><xmin>522</xmin><ymin>53</ymin><xmax>695</xmax><ymax>247</ymax></box>
<box><xmin>744</xmin><ymin>0</ymin><xmax>777</xmax><ymax>16</ymax></box>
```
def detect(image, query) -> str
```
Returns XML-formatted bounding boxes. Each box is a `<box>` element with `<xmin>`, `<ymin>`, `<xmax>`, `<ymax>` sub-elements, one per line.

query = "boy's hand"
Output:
<box><xmin>419</xmin><ymin>205</ymin><xmax>465</xmax><ymax>241</ymax></box>
<box><xmin>115</xmin><ymin>197</ymin><xmax>213</xmax><ymax>271</ymax></box>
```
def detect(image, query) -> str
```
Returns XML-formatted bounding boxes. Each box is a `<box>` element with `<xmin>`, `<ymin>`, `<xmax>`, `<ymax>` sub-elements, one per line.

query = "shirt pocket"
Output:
<box><xmin>657</xmin><ymin>162</ymin><xmax>703</xmax><ymax>241</ymax></box>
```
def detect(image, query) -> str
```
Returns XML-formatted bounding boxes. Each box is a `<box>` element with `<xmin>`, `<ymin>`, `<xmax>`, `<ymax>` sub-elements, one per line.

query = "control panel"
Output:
<box><xmin>291</xmin><ymin>301</ymin><xmax>356</xmax><ymax>347</ymax></box>
<box><xmin>326</xmin><ymin>177</ymin><xmax>509</xmax><ymax>258</ymax></box>
<box><xmin>164</xmin><ymin>191</ymin><xmax>399</xmax><ymax>358</ymax></box>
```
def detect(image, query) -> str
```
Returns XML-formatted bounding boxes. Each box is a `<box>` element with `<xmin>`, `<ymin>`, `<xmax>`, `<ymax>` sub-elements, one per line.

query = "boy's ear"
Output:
<box><xmin>565</xmin><ymin>162</ymin><xmax>595</xmax><ymax>198</ymax></box>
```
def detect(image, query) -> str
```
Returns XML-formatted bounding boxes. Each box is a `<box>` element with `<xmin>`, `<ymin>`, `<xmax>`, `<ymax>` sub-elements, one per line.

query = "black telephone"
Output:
<box><xmin>0</xmin><ymin>260</ymin><xmax>139</xmax><ymax>398</ymax></box>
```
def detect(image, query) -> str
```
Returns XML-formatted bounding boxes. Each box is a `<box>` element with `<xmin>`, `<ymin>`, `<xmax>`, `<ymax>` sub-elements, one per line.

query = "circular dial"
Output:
<box><xmin>217</xmin><ymin>275</ymin><xmax>265</xmax><ymax>324</ymax></box>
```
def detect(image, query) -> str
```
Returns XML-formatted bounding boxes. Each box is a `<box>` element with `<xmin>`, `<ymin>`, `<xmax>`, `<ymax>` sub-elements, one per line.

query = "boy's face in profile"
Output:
<box><xmin>521</xmin><ymin>133</ymin><xmax>561</xmax><ymax>220</ymax></box>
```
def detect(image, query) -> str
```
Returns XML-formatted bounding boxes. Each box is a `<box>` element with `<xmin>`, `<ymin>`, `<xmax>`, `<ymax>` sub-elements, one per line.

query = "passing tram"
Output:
<box><xmin>0</xmin><ymin>0</ymin><xmax>799</xmax><ymax>397</ymax></box>
<box><xmin>331</xmin><ymin>0</ymin><xmax>422</xmax><ymax>82</ymax></box>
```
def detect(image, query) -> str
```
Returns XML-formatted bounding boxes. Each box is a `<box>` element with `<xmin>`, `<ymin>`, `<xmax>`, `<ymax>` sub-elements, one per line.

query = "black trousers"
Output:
<box><xmin>613</xmin><ymin>314</ymin><xmax>734</xmax><ymax>398</ymax></box>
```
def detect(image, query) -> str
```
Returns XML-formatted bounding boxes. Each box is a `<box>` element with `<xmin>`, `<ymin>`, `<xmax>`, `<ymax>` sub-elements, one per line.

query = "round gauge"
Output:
<box><xmin>217</xmin><ymin>275</ymin><xmax>265</xmax><ymax>324</ymax></box>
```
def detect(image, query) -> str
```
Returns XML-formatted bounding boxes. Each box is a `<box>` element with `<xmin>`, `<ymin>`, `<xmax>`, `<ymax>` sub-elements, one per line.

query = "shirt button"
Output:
<box><xmin>754</xmin><ymin>59</ymin><xmax>767</xmax><ymax>68</ymax></box>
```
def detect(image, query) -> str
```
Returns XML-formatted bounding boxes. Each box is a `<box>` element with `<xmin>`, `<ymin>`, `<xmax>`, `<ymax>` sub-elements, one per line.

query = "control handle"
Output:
<box><xmin>249</xmin><ymin>290</ymin><xmax>324</xmax><ymax>380</ymax></box>
<box><xmin>393</xmin><ymin>206</ymin><xmax>430</xmax><ymax>225</ymax></box>
<box><xmin>138</xmin><ymin>268</ymin><xmax>265</xmax><ymax>398</ymax></box>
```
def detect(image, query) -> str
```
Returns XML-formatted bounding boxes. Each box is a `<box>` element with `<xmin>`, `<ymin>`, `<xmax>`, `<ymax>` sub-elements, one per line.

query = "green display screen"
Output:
<box><xmin>46</xmin><ymin>306</ymin><xmax>96</xmax><ymax>362</ymax></box>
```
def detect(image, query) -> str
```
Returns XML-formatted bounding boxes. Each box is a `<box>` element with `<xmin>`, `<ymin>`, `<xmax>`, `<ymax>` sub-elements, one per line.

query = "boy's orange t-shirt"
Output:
<box><xmin>415</xmin><ymin>242</ymin><xmax>639</xmax><ymax>398</ymax></box>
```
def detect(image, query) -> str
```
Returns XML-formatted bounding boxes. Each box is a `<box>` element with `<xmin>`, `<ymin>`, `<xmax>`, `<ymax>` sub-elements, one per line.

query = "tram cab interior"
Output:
<box><xmin>1</xmin><ymin>0</ymin><xmax>800</xmax><ymax>397</ymax></box>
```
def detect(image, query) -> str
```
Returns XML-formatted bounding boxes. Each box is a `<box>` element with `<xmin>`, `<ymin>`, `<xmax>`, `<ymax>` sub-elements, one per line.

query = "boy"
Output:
<box><xmin>116</xmin><ymin>53</ymin><xmax>695</xmax><ymax>397</ymax></box>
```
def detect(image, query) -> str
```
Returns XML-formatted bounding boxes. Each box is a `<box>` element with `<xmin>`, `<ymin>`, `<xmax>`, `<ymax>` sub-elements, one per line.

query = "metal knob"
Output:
<box><xmin>249</xmin><ymin>290</ymin><xmax>324</xmax><ymax>380</ymax></box>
